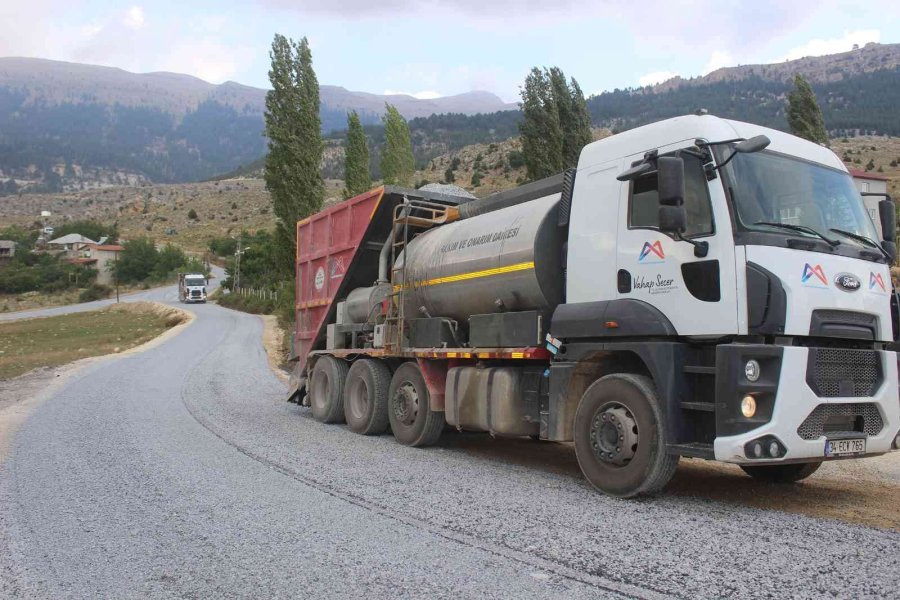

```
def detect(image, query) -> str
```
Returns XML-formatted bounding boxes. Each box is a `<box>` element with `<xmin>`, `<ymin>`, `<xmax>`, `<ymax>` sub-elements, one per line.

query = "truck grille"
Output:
<box><xmin>797</xmin><ymin>403</ymin><xmax>884</xmax><ymax>440</ymax></box>
<box><xmin>806</xmin><ymin>348</ymin><xmax>881</xmax><ymax>397</ymax></box>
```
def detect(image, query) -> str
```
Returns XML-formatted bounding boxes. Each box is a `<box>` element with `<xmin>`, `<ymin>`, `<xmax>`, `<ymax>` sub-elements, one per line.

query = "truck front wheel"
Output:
<box><xmin>309</xmin><ymin>356</ymin><xmax>348</xmax><ymax>423</ymax></box>
<box><xmin>343</xmin><ymin>359</ymin><xmax>391</xmax><ymax>435</ymax></box>
<box><xmin>740</xmin><ymin>462</ymin><xmax>822</xmax><ymax>483</ymax></box>
<box><xmin>573</xmin><ymin>373</ymin><xmax>678</xmax><ymax>498</ymax></box>
<box><xmin>388</xmin><ymin>362</ymin><xmax>444</xmax><ymax>447</ymax></box>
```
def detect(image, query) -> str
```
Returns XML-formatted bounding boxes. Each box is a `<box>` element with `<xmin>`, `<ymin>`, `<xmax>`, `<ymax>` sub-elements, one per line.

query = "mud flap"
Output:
<box><xmin>287</xmin><ymin>362</ymin><xmax>307</xmax><ymax>405</ymax></box>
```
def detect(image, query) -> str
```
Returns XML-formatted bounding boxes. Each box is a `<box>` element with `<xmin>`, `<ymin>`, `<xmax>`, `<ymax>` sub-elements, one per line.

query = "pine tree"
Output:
<box><xmin>519</xmin><ymin>67</ymin><xmax>563</xmax><ymax>180</ymax></box>
<box><xmin>264</xmin><ymin>34</ymin><xmax>323</xmax><ymax>276</ymax></box>
<box><xmin>343</xmin><ymin>111</ymin><xmax>371</xmax><ymax>198</ymax></box>
<box><xmin>787</xmin><ymin>74</ymin><xmax>828</xmax><ymax>144</ymax></box>
<box><xmin>380</xmin><ymin>104</ymin><xmax>415</xmax><ymax>186</ymax></box>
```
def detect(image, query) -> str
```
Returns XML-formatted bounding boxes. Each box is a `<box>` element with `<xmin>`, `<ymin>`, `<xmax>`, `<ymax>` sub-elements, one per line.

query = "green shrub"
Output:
<box><xmin>507</xmin><ymin>150</ymin><xmax>525</xmax><ymax>169</ymax></box>
<box><xmin>79</xmin><ymin>284</ymin><xmax>111</xmax><ymax>303</ymax></box>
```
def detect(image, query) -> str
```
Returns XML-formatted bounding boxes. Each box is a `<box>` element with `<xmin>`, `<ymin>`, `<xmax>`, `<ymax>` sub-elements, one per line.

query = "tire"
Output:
<box><xmin>309</xmin><ymin>356</ymin><xmax>349</xmax><ymax>423</ymax></box>
<box><xmin>573</xmin><ymin>373</ymin><xmax>679</xmax><ymax>498</ymax></box>
<box><xmin>740</xmin><ymin>461</ymin><xmax>822</xmax><ymax>483</ymax></box>
<box><xmin>388</xmin><ymin>362</ymin><xmax>444</xmax><ymax>447</ymax></box>
<box><xmin>343</xmin><ymin>359</ymin><xmax>391</xmax><ymax>435</ymax></box>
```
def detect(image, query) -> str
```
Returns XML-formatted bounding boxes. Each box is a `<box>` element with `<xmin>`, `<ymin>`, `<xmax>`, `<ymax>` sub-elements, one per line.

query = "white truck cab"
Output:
<box><xmin>179</xmin><ymin>273</ymin><xmax>208</xmax><ymax>303</ymax></box>
<box><xmin>554</xmin><ymin>114</ymin><xmax>898</xmax><ymax>482</ymax></box>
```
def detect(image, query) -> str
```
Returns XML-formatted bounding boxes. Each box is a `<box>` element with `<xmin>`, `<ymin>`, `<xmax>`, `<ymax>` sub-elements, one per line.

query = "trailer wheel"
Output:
<box><xmin>388</xmin><ymin>362</ymin><xmax>444</xmax><ymax>447</ymax></box>
<box><xmin>740</xmin><ymin>461</ymin><xmax>822</xmax><ymax>483</ymax></box>
<box><xmin>343</xmin><ymin>359</ymin><xmax>391</xmax><ymax>435</ymax></box>
<box><xmin>309</xmin><ymin>356</ymin><xmax>348</xmax><ymax>424</ymax></box>
<box><xmin>573</xmin><ymin>373</ymin><xmax>678</xmax><ymax>498</ymax></box>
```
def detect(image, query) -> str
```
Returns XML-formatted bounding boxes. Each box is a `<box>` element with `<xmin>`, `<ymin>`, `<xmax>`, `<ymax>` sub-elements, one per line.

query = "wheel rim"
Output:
<box><xmin>311</xmin><ymin>370</ymin><xmax>329</xmax><ymax>411</ymax></box>
<box><xmin>348</xmin><ymin>377</ymin><xmax>369</xmax><ymax>420</ymax></box>
<box><xmin>392</xmin><ymin>381</ymin><xmax>419</xmax><ymax>426</ymax></box>
<box><xmin>590</xmin><ymin>403</ymin><xmax>638</xmax><ymax>466</ymax></box>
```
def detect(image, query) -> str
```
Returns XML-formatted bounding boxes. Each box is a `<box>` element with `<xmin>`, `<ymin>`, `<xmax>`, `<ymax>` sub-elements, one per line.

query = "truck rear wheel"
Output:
<box><xmin>343</xmin><ymin>359</ymin><xmax>391</xmax><ymax>435</ymax></box>
<box><xmin>310</xmin><ymin>356</ymin><xmax>348</xmax><ymax>424</ymax></box>
<box><xmin>740</xmin><ymin>461</ymin><xmax>822</xmax><ymax>483</ymax></box>
<box><xmin>573</xmin><ymin>373</ymin><xmax>678</xmax><ymax>498</ymax></box>
<box><xmin>388</xmin><ymin>362</ymin><xmax>444</xmax><ymax>447</ymax></box>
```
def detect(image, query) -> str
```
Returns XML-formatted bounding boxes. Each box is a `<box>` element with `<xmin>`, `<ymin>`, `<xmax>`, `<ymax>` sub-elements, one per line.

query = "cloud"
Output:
<box><xmin>156</xmin><ymin>39</ymin><xmax>256</xmax><ymax>83</ymax></box>
<box><xmin>383</xmin><ymin>90</ymin><xmax>442</xmax><ymax>99</ymax></box>
<box><xmin>638</xmin><ymin>71</ymin><xmax>678</xmax><ymax>86</ymax></box>
<box><xmin>257</xmin><ymin>0</ymin><xmax>580</xmax><ymax>18</ymax></box>
<box><xmin>702</xmin><ymin>51</ymin><xmax>734</xmax><ymax>75</ymax></box>
<box><xmin>777</xmin><ymin>30</ymin><xmax>881</xmax><ymax>62</ymax></box>
<box><xmin>123</xmin><ymin>6</ymin><xmax>145</xmax><ymax>30</ymax></box>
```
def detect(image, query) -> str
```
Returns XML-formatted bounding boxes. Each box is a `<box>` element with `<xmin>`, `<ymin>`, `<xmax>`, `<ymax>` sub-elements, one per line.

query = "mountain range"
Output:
<box><xmin>1</xmin><ymin>43</ymin><xmax>899</xmax><ymax>194</ymax></box>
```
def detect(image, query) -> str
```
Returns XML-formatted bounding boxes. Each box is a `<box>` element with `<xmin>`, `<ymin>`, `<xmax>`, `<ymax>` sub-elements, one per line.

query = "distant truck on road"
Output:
<box><xmin>178</xmin><ymin>273</ymin><xmax>207</xmax><ymax>303</ymax></box>
<box><xmin>287</xmin><ymin>114</ymin><xmax>900</xmax><ymax>498</ymax></box>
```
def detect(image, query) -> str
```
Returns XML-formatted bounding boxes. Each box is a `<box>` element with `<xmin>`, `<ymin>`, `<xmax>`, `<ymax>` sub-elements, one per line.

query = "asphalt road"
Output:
<box><xmin>1</xmin><ymin>298</ymin><xmax>898</xmax><ymax>598</ymax></box>
<box><xmin>0</xmin><ymin>266</ymin><xmax>225</xmax><ymax>322</ymax></box>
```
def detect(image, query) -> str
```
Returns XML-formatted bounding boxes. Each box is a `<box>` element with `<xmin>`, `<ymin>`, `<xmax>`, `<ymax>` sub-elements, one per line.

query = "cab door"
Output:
<box><xmin>615</xmin><ymin>141</ymin><xmax>738</xmax><ymax>336</ymax></box>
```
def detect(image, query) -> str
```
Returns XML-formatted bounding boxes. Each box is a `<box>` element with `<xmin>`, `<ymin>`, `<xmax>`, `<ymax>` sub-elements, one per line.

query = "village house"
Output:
<box><xmin>78</xmin><ymin>243</ymin><xmax>125</xmax><ymax>286</ymax></box>
<box><xmin>849</xmin><ymin>169</ymin><xmax>890</xmax><ymax>238</ymax></box>
<box><xmin>0</xmin><ymin>240</ymin><xmax>16</xmax><ymax>265</ymax></box>
<box><xmin>46</xmin><ymin>233</ymin><xmax>99</xmax><ymax>257</ymax></box>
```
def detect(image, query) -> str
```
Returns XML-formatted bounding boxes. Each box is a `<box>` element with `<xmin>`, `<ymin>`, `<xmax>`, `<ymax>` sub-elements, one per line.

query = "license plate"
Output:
<box><xmin>825</xmin><ymin>438</ymin><xmax>866</xmax><ymax>457</ymax></box>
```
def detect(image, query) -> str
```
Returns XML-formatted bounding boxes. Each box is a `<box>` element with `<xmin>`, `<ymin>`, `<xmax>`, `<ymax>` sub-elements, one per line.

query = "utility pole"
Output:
<box><xmin>234</xmin><ymin>233</ymin><xmax>244</xmax><ymax>291</ymax></box>
<box><xmin>115</xmin><ymin>249</ymin><xmax>120</xmax><ymax>303</ymax></box>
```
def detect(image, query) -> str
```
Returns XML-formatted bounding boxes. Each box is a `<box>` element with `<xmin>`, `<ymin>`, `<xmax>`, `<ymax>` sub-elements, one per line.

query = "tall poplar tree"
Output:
<box><xmin>264</xmin><ymin>34</ymin><xmax>323</xmax><ymax>275</ymax></box>
<box><xmin>343</xmin><ymin>111</ymin><xmax>371</xmax><ymax>197</ymax></box>
<box><xmin>379</xmin><ymin>104</ymin><xmax>415</xmax><ymax>186</ymax></box>
<box><xmin>519</xmin><ymin>67</ymin><xmax>563</xmax><ymax>180</ymax></box>
<box><xmin>787</xmin><ymin>74</ymin><xmax>828</xmax><ymax>144</ymax></box>
<box><xmin>520</xmin><ymin>67</ymin><xmax>592</xmax><ymax>179</ymax></box>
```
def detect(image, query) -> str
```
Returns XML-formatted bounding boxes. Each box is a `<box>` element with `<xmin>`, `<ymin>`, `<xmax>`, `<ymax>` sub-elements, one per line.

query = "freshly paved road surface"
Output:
<box><xmin>1</xmin><ymin>298</ymin><xmax>898</xmax><ymax>598</ymax></box>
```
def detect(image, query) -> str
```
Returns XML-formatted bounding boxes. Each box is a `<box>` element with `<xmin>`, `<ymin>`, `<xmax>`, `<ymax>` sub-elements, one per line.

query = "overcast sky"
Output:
<box><xmin>1</xmin><ymin>0</ymin><xmax>897</xmax><ymax>101</ymax></box>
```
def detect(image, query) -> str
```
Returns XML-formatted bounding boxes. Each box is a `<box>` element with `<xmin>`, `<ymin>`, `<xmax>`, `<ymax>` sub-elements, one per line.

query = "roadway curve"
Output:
<box><xmin>0</xmin><ymin>266</ymin><xmax>225</xmax><ymax>323</ymax></box>
<box><xmin>0</xmin><ymin>299</ymin><xmax>898</xmax><ymax>598</ymax></box>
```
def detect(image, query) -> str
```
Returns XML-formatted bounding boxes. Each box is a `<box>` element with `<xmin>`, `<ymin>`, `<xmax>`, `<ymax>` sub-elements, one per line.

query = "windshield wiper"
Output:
<box><xmin>829</xmin><ymin>228</ymin><xmax>890</xmax><ymax>260</ymax></box>
<box><xmin>754</xmin><ymin>221</ymin><xmax>840</xmax><ymax>247</ymax></box>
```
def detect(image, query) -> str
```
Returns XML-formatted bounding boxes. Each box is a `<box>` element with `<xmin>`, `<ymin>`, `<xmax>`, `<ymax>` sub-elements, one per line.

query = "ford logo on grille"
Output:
<box><xmin>834</xmin><ymin>273</ymin><xmax>861</xmax><ymax>292</ymax></box>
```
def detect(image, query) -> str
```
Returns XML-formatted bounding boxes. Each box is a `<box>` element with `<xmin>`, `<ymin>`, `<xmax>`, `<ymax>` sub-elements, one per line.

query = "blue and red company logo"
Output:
<box><xmin>639</xmin><ymin>241</ymin><xmax>665</xmax><ymax>263</ymax></box>
<box><xmin>870</xmin><ymin>272</ymin><xmax>887</xmax><ymax>292</ymax></box>
<box><xmin>801</xmin><ymin>263</ymin><xmax>827</xmax><ymax>286</ymax></box>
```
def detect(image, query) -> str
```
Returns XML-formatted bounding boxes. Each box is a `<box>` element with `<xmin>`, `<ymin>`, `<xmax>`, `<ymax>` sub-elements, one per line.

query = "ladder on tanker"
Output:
<box><xmin>384</xmin><ymin>198</ymin><xmax>454</xmax><ymax>354</ymax></box>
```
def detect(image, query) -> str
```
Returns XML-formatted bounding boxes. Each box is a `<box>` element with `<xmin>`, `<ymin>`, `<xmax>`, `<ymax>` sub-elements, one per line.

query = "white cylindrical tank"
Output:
<box><xmin>395</xmin><ymin>194</ymin><xmax>564</xmax><ymax>323</ymax></box>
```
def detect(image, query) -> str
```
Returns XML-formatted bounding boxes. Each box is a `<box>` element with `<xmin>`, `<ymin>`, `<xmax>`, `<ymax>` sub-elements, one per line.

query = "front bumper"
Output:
<box><xmin>714</xmin><ymin>345</ymin><xmax>900</xmax><ymax>464</ymax></box>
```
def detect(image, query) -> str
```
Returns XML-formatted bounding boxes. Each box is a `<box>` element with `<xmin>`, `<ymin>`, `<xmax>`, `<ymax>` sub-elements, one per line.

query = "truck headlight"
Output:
<box><xmin>740</xmin><ymin>395</ymin><xmax>757</xmax><ymax>418</ymax></box>
<box><xmin>744</xmin><ymin>359</ymin><xmax>760</xmax><ymax>382</ymax></box>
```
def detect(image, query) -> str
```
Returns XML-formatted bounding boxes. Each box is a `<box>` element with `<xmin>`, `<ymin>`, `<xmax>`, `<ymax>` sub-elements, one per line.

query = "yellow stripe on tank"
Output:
<box><xmin>393</xmin><ymin>261</ymin><xmax>535</xmax><ymax>291</ymax></box>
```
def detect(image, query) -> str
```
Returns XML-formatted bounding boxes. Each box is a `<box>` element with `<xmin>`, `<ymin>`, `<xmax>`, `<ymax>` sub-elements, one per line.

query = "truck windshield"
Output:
<box><xmin>723</xmin><ymin>150</ymin><xmax>880</xmax><ymax>243</ymax></box>
<box><xmin>186</xmin><ymin>277</ymin><xmax>206</xmax><ymax>287</ymax></box>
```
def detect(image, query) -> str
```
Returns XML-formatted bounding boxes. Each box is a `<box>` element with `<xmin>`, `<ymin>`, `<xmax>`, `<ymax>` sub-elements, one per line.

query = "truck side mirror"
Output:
<box><xmin>657</xmin><ymin>156</ymin><xmax>686</xmax><ymax>234</ymax></box>
<box><xmin>882</xmin><ymin>241</ymin><xmax>897</xmax><ymax>264</ymax></box>
<box><xmin>878</xmin><ymin>199</ymin><xmax>896</xmax><ymax>243</ymax></box>
<box><xmin>658</xmin><ymin>205</ymin><xmax>686</xmax><ymax>233</ymax></box>
<box><xmin>657</xmin><ymin>156</ymin><xmax>684</xmax><ymax>207</ymax></box>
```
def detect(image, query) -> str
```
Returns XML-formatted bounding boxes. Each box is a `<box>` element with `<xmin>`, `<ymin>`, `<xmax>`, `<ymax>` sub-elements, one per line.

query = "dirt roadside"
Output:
<box><xmin>0</xmin><ymin>303</ymin><xmax>194</xmax><ymax>464</ymax></box>
<box><xmin>260</xmin><ymin>314</ymin><xmax>290</xmax><ymax>383</ymax></box>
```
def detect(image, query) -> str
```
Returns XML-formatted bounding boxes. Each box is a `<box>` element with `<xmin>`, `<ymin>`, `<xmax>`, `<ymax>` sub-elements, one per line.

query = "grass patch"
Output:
<box><xmin>0</xmin><ymin>302</ymin><xmax>186</xmax><ymax>380</ymax></box>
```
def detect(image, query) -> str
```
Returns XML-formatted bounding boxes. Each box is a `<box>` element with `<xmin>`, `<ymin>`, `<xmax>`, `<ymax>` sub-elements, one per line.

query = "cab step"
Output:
<box><xmin>667</xmin><ymin>443</ymin><xmax>714</xmax><ymax>459</ymax></box>
<box><xmin>681</xmin><ymin>401</ymin><xmax>715</xmax><ymax>412</ymax></box>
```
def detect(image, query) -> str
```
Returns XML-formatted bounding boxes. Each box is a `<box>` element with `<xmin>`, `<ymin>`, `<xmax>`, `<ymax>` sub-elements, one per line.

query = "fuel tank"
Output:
<box><xmin>395</xmin><ymin>194</ymin><xmax>563</xmax><ymax>323</ymax></box>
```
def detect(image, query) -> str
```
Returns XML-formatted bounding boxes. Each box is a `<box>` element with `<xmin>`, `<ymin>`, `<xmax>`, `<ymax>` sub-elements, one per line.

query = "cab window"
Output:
<box><xmin>629</xmin><ymin>152</ymin><xmax>714</xmax><ymax>237</ymax></box>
